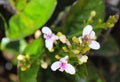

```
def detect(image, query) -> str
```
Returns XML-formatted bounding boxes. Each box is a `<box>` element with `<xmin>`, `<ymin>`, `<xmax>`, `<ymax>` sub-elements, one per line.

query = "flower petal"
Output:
<box><xmin>51</xmin><ymin>61</ymin><xmax>60</xmax><ymax>71</ymax></box>
<box><xmin>60</xmin><ymin>56</ymin><xmax>68</xmax><ymax>63</ymax></box>
<box><xmin>83</xmin><ymin>25</ymin><xmax>93</xmax><ymax>37</ymax></box>
<box><xmin>65</xmin><ymin>64</ymin><xmax>76</xmax><ymax>75</ymax></box>
<box><xmin>45</xmin><ymin>39</ymin><xmax>53</xmax><ymax>50</ymax></box>
<box><xmin>89</xmin><ymin>41</ymin><xmax>100</xmax><ymax>50</ymax></box>
<box><xmin>42</xmin><ymin>26</ymin><xmax>52</xmax><ymax>34</ymax></box>
<box><xmin>52</xmin><ymin>34</ymin><xmax>59</xmax><ymax>41</ymax></box>
<box><xmin>78</xmin><ymin>36</ymin><xmax>82</xmax><ymax>44</ymax></box>
<box><xmin>89</xmin><ymin>31</ymin><xmax>95</xmax><ymax>39</ymax></box>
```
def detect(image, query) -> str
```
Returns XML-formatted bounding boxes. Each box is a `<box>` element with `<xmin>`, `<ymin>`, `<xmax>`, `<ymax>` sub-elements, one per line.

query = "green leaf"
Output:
<box><xmin>9</xmin><ymin>0</ymin><xmax>27</xmax><ymax>11</ymax></box>
<box><xmin>19</xmin><ymin>62</ymin><xmax>40</xmax><ymax>82</ymax></box>
<box><xmin>19</xmin><ymin>39</ymin><xmax>27</xmax><ymax>53</ymax></box>
<box><xmin>23</xmin><ymin>38</ymin><xmax>44</xmax><ymax>56</ymax></box>
<box><xmin>19</xmin><ymin>38</ymin><xmax>44</xmax><ymax>82</ymax></box>
<box><xmin>7</xmin><ymin>0</ymin><xmax>57</xmax><ymax>40</ymax></box>
<box><xmin>15</xmin><ymin>0</ymin><xmax>27</xmax><ymax>11</ymax></box>
<box><xmin>61</xmin><ymin>0</ymin><xmax>105</xmax><ymax>38</ymax></box>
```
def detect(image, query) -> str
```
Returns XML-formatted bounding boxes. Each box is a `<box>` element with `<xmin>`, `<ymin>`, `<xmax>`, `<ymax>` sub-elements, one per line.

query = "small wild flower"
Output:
<box><xmin>79</xmin><ymin>25</ymin><xmax>100</xmax><ymax>50</ymax></box>
<box><xmin>51</xmin><ymin>56</ymin><xmax>76</xmax><ymax>75</ymax></box>
<box><xmin>42</xmin><ymin>27</ymin><xmax>59</xmax><ymax>51</ymax></box>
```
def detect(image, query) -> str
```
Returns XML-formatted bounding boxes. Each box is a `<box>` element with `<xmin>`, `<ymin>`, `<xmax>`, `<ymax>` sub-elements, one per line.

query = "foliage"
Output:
<box><xmin>19</xmin><ymin>38</ymin><xmax>44</xmax><ymax>82</ymax></box>
<box><xmin>7</xmin><ymin>0</ymin><xmax>57</xmax><ymax>40</ymax></box>
<box><xmin>60</xmin><ymin>0</ymin><xmax>105</xmax><ymax>37</ymax></box>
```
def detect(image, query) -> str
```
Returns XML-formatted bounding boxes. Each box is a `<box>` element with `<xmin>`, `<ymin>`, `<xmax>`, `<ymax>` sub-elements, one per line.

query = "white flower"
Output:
<box><xmin>42</xmin><ymin>27</ymin><xmax>59</xmax><ymax>51</ymax></box>
<box><xmin>79</xmin><ymin>55</ymin><xmax>88</xmax><ymax>63</ymax></box>
<box><xmin>51</xmin><ymin>56</ymin><xmax>76</xmax><ymax>75</ymax></box>
<box><xmin>79</xmin><ymin>25</ymin><xmax>100</xmax><ymax>50</ymax></box>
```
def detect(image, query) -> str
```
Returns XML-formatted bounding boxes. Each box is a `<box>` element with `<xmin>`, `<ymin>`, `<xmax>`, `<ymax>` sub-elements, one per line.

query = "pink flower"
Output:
<box><xmin>51</xmin><ymin>56</ymin><xmax>76</xmax><ymax>75</ymax></box>
<box><xmin>79</xmin><ymin>25</ymin><xmax>100</xmax><ymax>50</ymax></box>
<box><xmin>42</xmin><ymin>27</ymin><xmax>59</xmax><ymax>51</ymax></box>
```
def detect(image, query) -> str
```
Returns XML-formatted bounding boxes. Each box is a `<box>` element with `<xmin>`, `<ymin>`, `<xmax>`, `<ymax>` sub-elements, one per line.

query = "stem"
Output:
<box><xmin>0</xmin><ymin>13</ymin><xmax>8</xmax><ymax>31</ymax></box>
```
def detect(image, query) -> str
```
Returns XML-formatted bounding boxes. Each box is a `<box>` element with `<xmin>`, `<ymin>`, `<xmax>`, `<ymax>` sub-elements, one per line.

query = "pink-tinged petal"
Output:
<box><xmin>52</xmin><ymin>34</ymin><xmax>59</xmax><ymax>41</ymax></box>
<box><xmin>83</xmin><ymin>25</ymin><xmax>93</xmax><ymax>37</ymax></box>
<box><xmin>59</xmin><ymin>62</ymin><xmax>67</xmax><ymax>71</ymax></box>
<box><xmin>89</xmin><ymin>31</ymin><xmax>95</xmax><ymax>39</ymax></box>
<box><xmin>51</xmin><ymin>61</ymin><xmax>61</xmax><ymax>71</ymax></box>
<box><xmin>78</xmin><ymin>36</ymin><xmax>82</xmax><ymax>44</ymax></box>
<box><xmin>89</xmin><ymin>41</ymin><xmax>100</xmax><ymax>50</ymax></box>
<box><xmin>65</xmin><ymin>64</ymin><xmax>76</xmax><ymax>75</ymax></box>
<box><xmin>45</xmin><ymin>39</ymin><xmax>53</xmax><ymax>50</ymax></box>
<box><xmin>42</xmin><ymin>27</ymin><xmax>52</xmax><ymax>34</ymax></box>
<box><xmin>60</xmin><ymin>56</ymin><xmax>68</xmax><ymax>63</ymax></box>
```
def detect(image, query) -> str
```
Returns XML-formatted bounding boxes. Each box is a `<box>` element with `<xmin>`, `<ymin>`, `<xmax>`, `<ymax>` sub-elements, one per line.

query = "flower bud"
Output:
<box><xmin>41</xmin><ymin>61</ymin><xmax>48</xmax><ymax>69</ymax></box>
<box><xmin>59</xmin><ymin>35</ymin><xmax>67</xmax><ymax>43</ymax></box>
<box><xmin>79</xmin><ymin>55</ymin><xmax>88</xmax><ymax>63</ymax></box>
<box><xmin>27</xmin><ymin>65</ymin><xmax>31</xmax><ymax>69</ymax></box>
<box><xmin>72</xmin><ymin>50</ymin><xmax>80</xmax><ymax>54</ymax></box>
<box><xmin>57</xmin><ymin>32</ymin><xmax>63</xmax><ymax>36</ymax></box>
<box><xmin>26</xmin><ymin>54</ymin><xmax>30</xmax><ymax>61</ymax></box>
<box><xmin>17</xmin><ymin>55</ymin><xmax>25</xmax><ymax>61</ymax></box>
<box><xmin>78</xmin><ymin>62</ymin><xmax>83</xmax><ymax>65</ymax></box>
<box><xmin>107</xmin><ymin>23</ymin><xmax>114</xmax><ymax>28</ymax></box>
<box><xmin>62</xmin><ymin>46</ymin><xmax>68</xmax><ymax>52</ymax></box>
<box><xmin>21</xmin><ymin>66</ymin><xmax>27</xmax><ymax>71</ymax></box>
<box><xmin>34</xmin><ymin>30</ymin><xmax>41</xmax><ymax>39</ymax></box>
<box><xmin>55</xmin><ymin>55</ymin><xmax>61</xmax><ymax>59</ymax></box>
<box><xmin>98</xmin><ymin>19</ymin><xmax>102</xmax><ymax>23</ymax></box>
<box><xmin>66</xmin><ymin>39</ymin><xmax>71</xmax><ymax>47</ymax></box>
<box><xmin>72</xmin><ymin>36</ymin><xmax>79</xmax><ymax>43</ymax></box>
<box><xmin>49</xmin><ymin>48</ymin><xmax>54</xmax><ymax>52</ymax></box>
<box><xmin>91</xmin><ymin>10</ymin><xmax>96</xmax><ymax>17</ymax></box>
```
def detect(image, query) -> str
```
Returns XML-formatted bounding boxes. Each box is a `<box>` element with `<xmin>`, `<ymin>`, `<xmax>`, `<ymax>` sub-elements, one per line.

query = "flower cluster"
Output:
<box><xmin>41</xmin><ymin>25</ymin><xmax>100</xmax><ymax>75</ymax></box>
